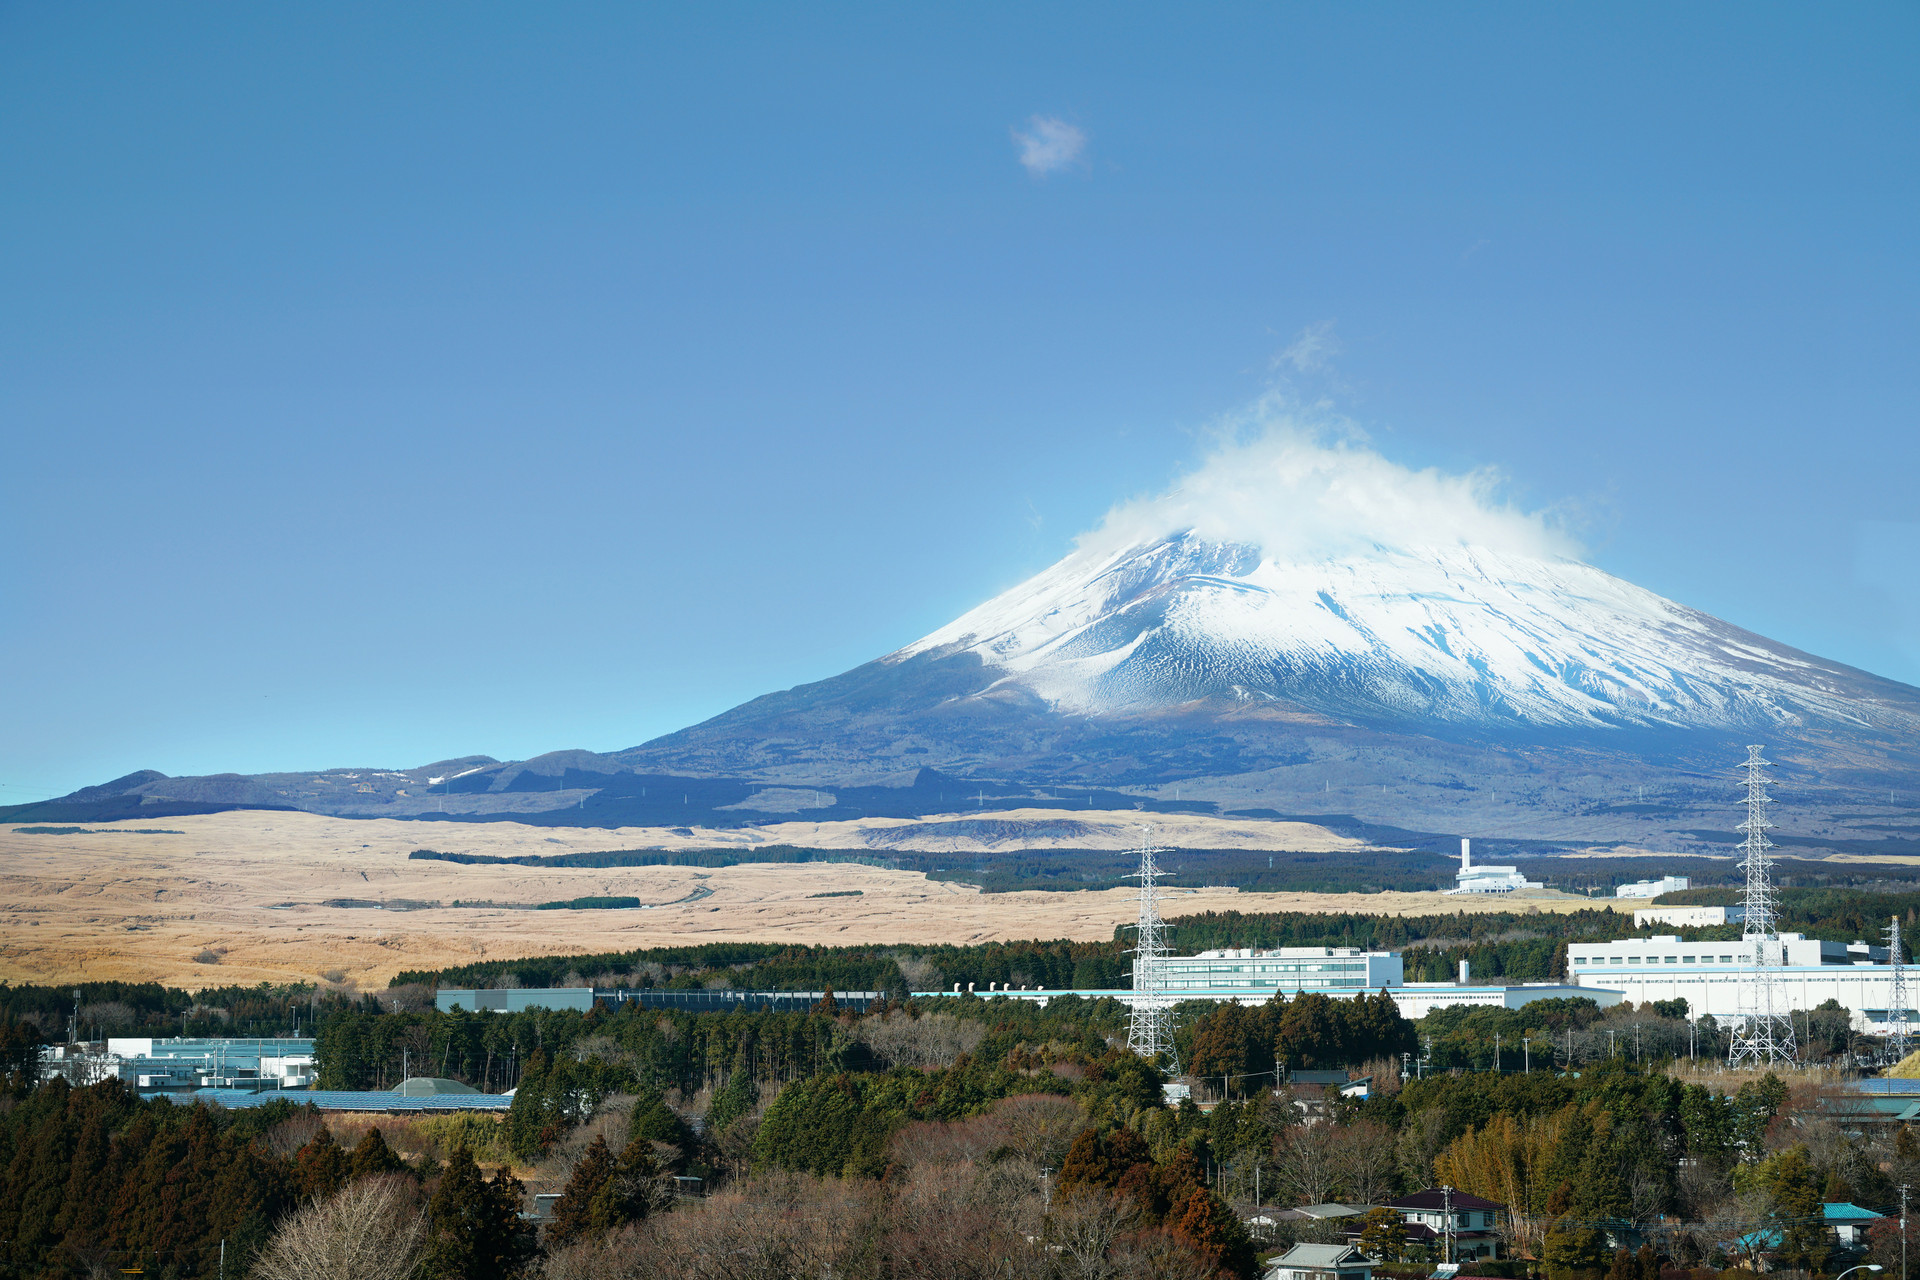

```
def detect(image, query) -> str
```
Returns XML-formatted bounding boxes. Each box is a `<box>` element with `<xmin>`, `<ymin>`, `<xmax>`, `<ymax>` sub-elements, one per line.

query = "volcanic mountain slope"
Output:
<box><xmin>614</xmin><ymin>531</ymin><xmax>1920</xmax><ymax>848</ymax></box>
<box><xmin>17</xmin><ymin>530</ymin><xmax>1918</xmax><ymax>856</ymax></box>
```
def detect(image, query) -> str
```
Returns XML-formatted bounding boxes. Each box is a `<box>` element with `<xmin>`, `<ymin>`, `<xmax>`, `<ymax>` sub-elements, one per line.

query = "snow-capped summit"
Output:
<box><xmin>892</xmin><ymin>530</ymin><xmax>1903</xmax><ymax>735</ymax></box>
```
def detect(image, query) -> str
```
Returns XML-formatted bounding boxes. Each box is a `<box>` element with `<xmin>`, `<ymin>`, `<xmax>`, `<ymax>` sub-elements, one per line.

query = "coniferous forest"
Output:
<box><xmin>0</xmin><ymin>894</ymin><xmax>1912</xmax><ymax>1277</ymax></box>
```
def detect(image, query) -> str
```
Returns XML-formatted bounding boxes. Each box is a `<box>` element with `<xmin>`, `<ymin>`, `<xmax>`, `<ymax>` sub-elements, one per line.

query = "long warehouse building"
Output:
<box><xmin>1570</xmin><ymin>933</ymin><xmax>1910</xmax><ymax>1030</ymax></box>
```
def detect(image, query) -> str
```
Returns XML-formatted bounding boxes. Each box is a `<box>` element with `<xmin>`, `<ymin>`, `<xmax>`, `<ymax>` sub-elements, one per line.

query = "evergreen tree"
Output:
<box><xmin>1765</xmin><ymin>1145</ymin><xmax>1828</xmax><ymax>1272</ymax></box>
<box><xmin>1357</xmin><ymin>1208</ymin><xmax>1407</xmax><ymax>1261</ymax></box>
<box><xmin>0</xmin><ymin>1016</ymin><xmax>42</xmax><ymax>1096</ymax></box>
<box><xmin>707</xmin><ymin>1057</ymin><xmax>759</xmax><ymax>1133</ymax></box>
<box><xmin>293</xmin><ymin>1125</ymin><xmax>349</xmax><ymax>1199</ymax></box>
<box><xmin>545</xmin><ymin>1135</ymin><xmax>617</xmax><ymax>1250</ymax></box>
<box><xmin>421</xmin><ymin>1146</ymin><xmax>536</xmax><ymax>1280</ymax></box>
<box><xmin>349</xmin><ymin>1126</ymin><xmax>408</xmax><ymax>1181</ymax></box>
<box><xmin>504</xmin><ymin>1048</ymin><xmax>552</xmax><ymax>1159</ymax></box>
<box><xmin>1169</xmin><ymin>1184</ymin><xmax>1258</xmax><ymax>1279</ymax></box>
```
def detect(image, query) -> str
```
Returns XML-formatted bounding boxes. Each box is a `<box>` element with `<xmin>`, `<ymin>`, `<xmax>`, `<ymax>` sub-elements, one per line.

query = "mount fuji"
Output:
<box><xmin>615</xmin><ymin>527</ymin><xmax>1920</xmax><ymax>849</ymax></box>
<box><xmin>18</xmin><ymin>433</ymin><xmax>1919</xmax><ymax>856</ymax></box>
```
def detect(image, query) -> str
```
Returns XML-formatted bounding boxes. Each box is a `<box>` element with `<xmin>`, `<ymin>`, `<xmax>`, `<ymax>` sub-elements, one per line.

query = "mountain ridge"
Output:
<box><xmin>12</xmin><ymin>530</ymin><xmax>1917</xmax><ymax>857</ymax></box>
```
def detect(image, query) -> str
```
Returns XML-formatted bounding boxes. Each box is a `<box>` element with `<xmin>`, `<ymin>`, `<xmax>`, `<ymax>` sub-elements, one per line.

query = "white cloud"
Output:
<box><xmin>1082</xmin><ymin>395</ymin><xmax>1581</xmax><ymax>565</ymax></box>
<box><xmin>1274</xmin><ymin>320</ymin><xmax>1340</xmax><ymax>374</ymax></box>
<box><xmin>1012</xmin><ymin>116</ymin><xmax>1086</xmax><ymax>176</ymax></box>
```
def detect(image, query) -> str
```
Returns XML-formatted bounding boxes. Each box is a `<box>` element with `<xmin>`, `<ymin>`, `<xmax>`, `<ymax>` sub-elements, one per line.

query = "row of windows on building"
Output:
<box><xmin>1166</xmin><ymin>963</ymin><xmax>1370</xmax><ymax>974</ymax></box>
<box><xmin>1572</xmin><ymin>953</ymin><xmax>1743</xmax><ymax>966</ymax></box>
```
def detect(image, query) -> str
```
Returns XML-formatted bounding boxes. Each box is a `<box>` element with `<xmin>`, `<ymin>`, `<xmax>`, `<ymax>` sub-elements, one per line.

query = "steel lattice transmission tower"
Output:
<box><xmin>1890</xmin><ymin>915</ymin><xmax>1912</xmax><ymax>1062</ymax></box>
<box><xmin>1124</xmin><ymin>826</ymin><xmax>1179</xmax><ymax>1072</ymax></box>
<box><xmin>1728</xmin><ymin>745</ymin><xmax>1797</xmax><ymax>1067</ymax></box>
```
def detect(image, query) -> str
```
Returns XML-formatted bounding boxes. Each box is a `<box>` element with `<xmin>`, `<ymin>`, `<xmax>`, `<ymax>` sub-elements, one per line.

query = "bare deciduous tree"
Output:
<box><xmin>1395</xmin><ymin>1107</ymin><xmax>1449</xmax><ymax>1191</ymax></box>
<box><xmin>993</xmin><ymin>1092</ymin><xmax>1087</xmax><ymax>1168</ymax></box>
<box><xmin>544</xmin><ymin>1172</ymin><xmax>881</xmax><ymax>1280</ymax></box>
<box><xmin>264</xmin><ymin>1112</ymin><xmax>325</xmax><ymax>1159</ymax></box>
<box><xmin>1274</xmin><ymin>1120</ymin><xmax>1345</xmax><ymax>1206</ymax></box>
<box><xmin>853</xmin><ymin>1011</ymin><xmax>987</xmax><ymax>1069</ymax></box>
<box><xmin>1049</xmin><ymin>1189</ymin><xmax>1140</xmax><ymax>1280</ymax></box>
<box><xmin>249</xmin><ymin>1176</ymin><xmax>424</xmax><ymax>1280</ymax></box>
<box><xmin>1332</xmin><ymin>1119</ymin><xmax>1400</xmax><ymax>1205</ymax></box>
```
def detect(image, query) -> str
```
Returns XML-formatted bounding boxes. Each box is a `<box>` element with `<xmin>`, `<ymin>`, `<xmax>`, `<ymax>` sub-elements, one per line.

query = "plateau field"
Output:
<box><xmin>0</xmin><ymin>811</ymin><xmax>1598</xmax><ymax>988</ymax></box>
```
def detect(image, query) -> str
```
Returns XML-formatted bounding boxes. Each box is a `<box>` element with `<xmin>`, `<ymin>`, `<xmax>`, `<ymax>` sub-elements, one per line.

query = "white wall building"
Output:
<box><xmin>1445</xmin><ymin>839</ymin><xmax>1542</xmax><ymax>894</ymax></box>
<box><xmin>1569</xmin><ymin>933</ymin><xmax>1907</xmax><ymax>1029</ymax></box>
<box><xmin>1386</xmin><ymin>981</ymin><xmax>1621</xmax><ymax>1020</ymax></box>
<box><xmin>1157</xmin><ymin>947</ymin><xmax>1403</xmax><ymax>994</ymax></box>
<box><xmin>1616</xmin><ymin>875</ymin><xmax>1691</xmax><ymax>898</ymax></box>
<box><xmin>1633</xmin><ymin>905</ymin><xmax>1746</xmax><ymax>928</ymax></box>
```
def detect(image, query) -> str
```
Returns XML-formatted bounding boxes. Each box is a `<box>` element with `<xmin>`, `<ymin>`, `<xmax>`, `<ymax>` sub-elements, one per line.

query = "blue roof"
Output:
<box><xmin>1842</xmin><ymin>1078</ymin><xmax>1920</xmax><ymax>1095</ymax></box>
<box><xmin>1734</xmin><ymin>1205</ymin><xmax>1885</xmax><ymax>1249</ymax></box>
<box><xmin>143</xmin><ymin>1088</ymin><xmax>513</xmax><ymax>1111</ymax></box>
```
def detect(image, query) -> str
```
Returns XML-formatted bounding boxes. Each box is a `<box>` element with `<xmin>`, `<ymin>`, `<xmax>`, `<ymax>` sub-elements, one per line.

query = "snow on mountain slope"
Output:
<box><xmin>893</xmin><ymin>531</ymin><xmax>1909</xmax><ymax>733</ymax></box>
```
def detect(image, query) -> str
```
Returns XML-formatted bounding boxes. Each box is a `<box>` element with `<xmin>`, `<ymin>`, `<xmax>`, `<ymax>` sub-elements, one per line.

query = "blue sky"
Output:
<box><xmin>3</xmin><ymin>4</ymin><xmax>1916</xmax><ymax>799</ymax></box>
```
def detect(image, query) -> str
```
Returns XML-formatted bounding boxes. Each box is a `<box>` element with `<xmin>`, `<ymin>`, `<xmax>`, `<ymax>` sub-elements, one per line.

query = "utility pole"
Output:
<box><xmin>1494</xmin><ymin>1032</ymin><xmax>1501</xmax><ymax>1074</ymax></box>
<box><xmin>1902</xmin><ymin>1183</ymin><xmax>1909</xmax><ymax>1280</ymax></box>
<box><xmin>1442</xmin><ymin>1185</ymin><xmax>1455</xmax><ymax>1264</ymax></box>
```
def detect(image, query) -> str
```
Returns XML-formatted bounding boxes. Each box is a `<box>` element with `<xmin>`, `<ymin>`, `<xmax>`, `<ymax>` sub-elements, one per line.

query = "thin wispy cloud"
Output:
<box><xmin>1273</xmin><ymin>320</ymin><xmax>1340</xmax><ymax>374</ymax></box>
<box><xmin>1012</xmin><ymin>116</ymin><xmax>1086</xmax><ymax>176</ymax></box>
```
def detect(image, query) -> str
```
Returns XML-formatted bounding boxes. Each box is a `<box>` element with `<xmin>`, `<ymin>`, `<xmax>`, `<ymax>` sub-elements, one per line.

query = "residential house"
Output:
<box><xmin>1288</xmin><ymin>1071</ymin><xmax>1373</xmax><ymax>1123</ymax></box>
<box><xmin>1825</xmin><ymin>1203</ymin><xmax>1884</xmax><ymax>1249</ymax></box>
<box><xmin>1384</xmin><ymin>1189</ymin><xmax>1504</xmax><ymax>1261</ymax></box>
<box><xmin>1733</xmin><ymin>1203</ymin><xmax>1886</xmax><ymax>1258</ymax></box>
<box><xmin>1266</xmin><ymin>1243</ymin><xmax>1376</xmax><ymax>1280</ymax></box>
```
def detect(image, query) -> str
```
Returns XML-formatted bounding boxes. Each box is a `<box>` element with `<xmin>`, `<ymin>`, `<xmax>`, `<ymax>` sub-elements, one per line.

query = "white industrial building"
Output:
<box><xmin>42</xmin><ymin>1037</ymin><xmax>317</xmax><ymax>1091</ymax></box>
<box><xmin>1616</xmin><ymin>875</ymin><xmax>1691</xmax><ymax>898</ymax></box>
<box><xmin>1633</xmin><ymin>905</ymin><xmax>1746</xmax><ymax>928</ymax></box>
<box><xmin>1445</xmin><ymin>839</ymin><xmax>1542</xmax><ymax>894</ymax></box>
<box><xmin>951</xmin><ymin>946</ymin><xmax>1619</xmax><ymax>1021</ymax></box>
<box><xmin>1569</xmin><ymin>934</ymin><xmax>1909</xmax><ymax>1030</ymax></box>
<box><xmin>1159</xmin><ymin>946</ymin><xmax>1403</xmax><ymax>993</ymax></box>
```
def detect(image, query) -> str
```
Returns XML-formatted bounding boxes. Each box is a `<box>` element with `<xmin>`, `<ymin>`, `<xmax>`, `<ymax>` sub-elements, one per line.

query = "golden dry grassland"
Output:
<box><xmin>0</xmin><ymin>810</ymin><xmax>1595</xmax><ymax>989</ymax></box>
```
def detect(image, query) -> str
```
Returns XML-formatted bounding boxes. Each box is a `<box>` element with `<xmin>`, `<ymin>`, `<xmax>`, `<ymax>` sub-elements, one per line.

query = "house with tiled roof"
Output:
<box><xmin>1266</xmin><ymin>1242</ymin><xmax>1376</xmax><ymax>1280</ymax></box>
<box><xmin>1383</xmin><ymin>1189</ymin><xmax>1505</xmax><ymax>1261</ymax></box>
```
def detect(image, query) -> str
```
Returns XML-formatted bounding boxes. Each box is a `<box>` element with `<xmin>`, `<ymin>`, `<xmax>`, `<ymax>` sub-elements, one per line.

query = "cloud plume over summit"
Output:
<box><xmin>1085</xmin><ymin>400</ymin><xmax>1581</xmax><ymax>567</ymax></box>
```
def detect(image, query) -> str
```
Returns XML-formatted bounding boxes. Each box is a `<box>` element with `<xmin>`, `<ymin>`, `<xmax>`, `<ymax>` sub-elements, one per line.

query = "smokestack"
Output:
<box><xmin>1459</xmin><ymin>959</ymin><xmax>1470</xmax><ymax>985</ymax></box>
<box><xmin>1461</xmin><ymin>838</ymin><xmax>1472</xmax><ymax>870</ymax></box>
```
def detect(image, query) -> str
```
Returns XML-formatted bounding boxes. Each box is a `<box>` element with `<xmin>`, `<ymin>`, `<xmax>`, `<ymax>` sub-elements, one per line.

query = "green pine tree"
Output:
<box><xmin>348</xmin><ymin>1126</ymin><xmax>409</xmax><ymax>1181</ymax></box>
<box><xmin>421</xmin><ymin>1146</ymin><xmax>536</xmax><ymax>1280</ymax></box>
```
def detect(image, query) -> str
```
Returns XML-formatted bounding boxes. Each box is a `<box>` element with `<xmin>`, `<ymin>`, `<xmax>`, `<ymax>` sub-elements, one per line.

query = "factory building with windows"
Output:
<box><xmin>1158</xmin><ymin>946</ymin><xmax>1403</xmax><ymax>993</ymax></box>
<box><xmin>1568</xmin><ymin>933</ymin><xmax>1910</xmax><ymax>1030</ymax></box>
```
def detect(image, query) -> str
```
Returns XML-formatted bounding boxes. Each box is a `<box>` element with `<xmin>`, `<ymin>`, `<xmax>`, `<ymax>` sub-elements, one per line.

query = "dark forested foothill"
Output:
<box><xmin>7</xmin><ymin>884</ymin><xmax>1920</xmax><ymax>1277</ymax></box>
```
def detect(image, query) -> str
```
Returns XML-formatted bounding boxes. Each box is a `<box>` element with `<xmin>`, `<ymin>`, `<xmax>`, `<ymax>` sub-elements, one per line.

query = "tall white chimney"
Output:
<box><xmin>1461</xmin><ymin>838</ymin><xmax>1472</xmax><ymax>870</ymax></box>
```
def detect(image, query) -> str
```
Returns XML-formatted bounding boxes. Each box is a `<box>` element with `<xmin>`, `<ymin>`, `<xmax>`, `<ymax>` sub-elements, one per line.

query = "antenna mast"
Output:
<box><xmin>1125</xmin><ymin>825</ymin><xmax>1179</xmax><ymax>1072</ymax></box>
<box><xmin>1891</xmin><ymin>914</ymin><xmax>1911</xmax><ymax>1063</ymax></box>
<box><xmin>1728</xmin><ymin>745</ymin><xmax>1796</xmax><ymax>1067</ymax></box>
